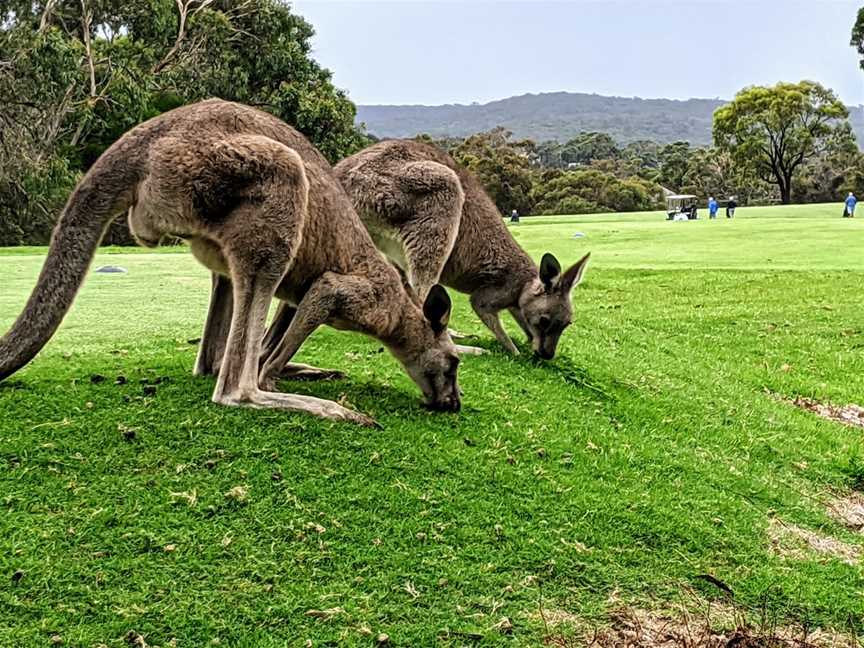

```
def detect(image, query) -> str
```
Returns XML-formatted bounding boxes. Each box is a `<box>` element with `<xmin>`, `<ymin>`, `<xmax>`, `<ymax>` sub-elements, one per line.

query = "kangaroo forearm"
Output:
<box><xmin>508</xmin><ymin>306</ymin><xmax>533</xmax><ymax>342</ymax></box>
<box><xmin>475</xmin><ymin>307</ymin><xmax>519</xmax><ymax>355</ymax></box>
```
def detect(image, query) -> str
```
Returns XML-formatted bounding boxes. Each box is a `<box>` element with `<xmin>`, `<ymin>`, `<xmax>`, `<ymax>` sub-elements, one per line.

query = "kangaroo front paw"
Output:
<box><xmin>455</xmin><ymin>344</ymin><xmax>488</xmax><ymax>356</ymax></box>
<box><xmin>340</xmin><ymin>408</ymin><xmax>380</xmax><ymax>428</ymax></box>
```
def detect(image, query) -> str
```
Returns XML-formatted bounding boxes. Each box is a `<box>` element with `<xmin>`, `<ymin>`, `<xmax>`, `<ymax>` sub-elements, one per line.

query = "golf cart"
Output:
<box><xmin>666</xmin><ymin>194</ymin><xmax>698</xmax><ymax>221</ymax></box>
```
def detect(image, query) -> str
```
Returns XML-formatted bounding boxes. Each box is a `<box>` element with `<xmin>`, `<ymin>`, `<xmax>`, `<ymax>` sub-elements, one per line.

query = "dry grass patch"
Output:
<box><xmin>768</xmin><ymin>518</ymin><xmax>860</xmax><ymax>566</ymax></box>
<box><xmin>788</xmin><ymin>396</ymin><xmax>864</xmax><ymax>430</ymax></box>
<box><xmin>539</xmin><ymin>605</ymin><xmax>860</xmax><ymax>647</ymax></box>
<box><xmin>826</xmin><ymin>491</ymin><xmax>864</xmax><ymax>531</ymax></box>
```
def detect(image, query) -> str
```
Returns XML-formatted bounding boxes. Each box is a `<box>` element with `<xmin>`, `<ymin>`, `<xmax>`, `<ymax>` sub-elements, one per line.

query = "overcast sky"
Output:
<box><xmin>291</xmin><ymin>0</ymin><xmax>864</xmax><ymax>106</ymax></box>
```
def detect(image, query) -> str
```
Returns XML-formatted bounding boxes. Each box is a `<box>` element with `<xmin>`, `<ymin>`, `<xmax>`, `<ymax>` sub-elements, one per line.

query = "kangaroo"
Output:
<box><xmin>334</xmin><ymin>140</ymin><xmax>590</xmax><ymax>359</ymax></box>
<box><xmin>0</xmin><ymin>100</ymin><xmax>461</xmax><ymax>426</ymax></box>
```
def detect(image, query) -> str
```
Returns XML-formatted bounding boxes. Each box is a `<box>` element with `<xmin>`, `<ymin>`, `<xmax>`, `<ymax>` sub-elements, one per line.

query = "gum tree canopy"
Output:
<box><xmin>713</xmin><ymin>81</ymin><xmax>852</xmax><ymax>204</ymax></box>
<box><xmin>0</xmin><ymin>0</ymin><xmax>368</xmax><ymax>245</ymax></box>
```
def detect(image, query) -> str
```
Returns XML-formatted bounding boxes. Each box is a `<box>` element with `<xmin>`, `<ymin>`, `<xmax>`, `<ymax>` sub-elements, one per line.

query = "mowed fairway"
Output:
<box><xmin>1</xmin><ymin>203</ymin><xmax>863</xmax><ymax>646</ymax></box>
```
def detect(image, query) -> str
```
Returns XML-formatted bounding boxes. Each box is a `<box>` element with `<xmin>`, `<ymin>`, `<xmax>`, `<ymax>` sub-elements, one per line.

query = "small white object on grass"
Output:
<box><xmin>572</xmin><ymin>232</ymin><xmax>586</xmax><ymax>238</ymax></box>
<box><xmin>95</xmin><ymin>265</ymin><xmax>128</xmax><ymax>273</ymax></box>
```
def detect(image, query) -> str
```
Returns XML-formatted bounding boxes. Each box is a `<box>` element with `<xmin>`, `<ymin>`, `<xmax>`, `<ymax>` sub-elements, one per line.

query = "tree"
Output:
<box><xmin>451</xmin><ymin>128</ymin><xmax>535</xmax><ymax>215</ymax></box>
<box><xmin>713</xmin><ymin>81</ymin><xmax>852</xmax><ymax>204</ymax></box>
<box><xmin>530</xmin><ymin>168</ymin><xmax>662</xmax><ymax>215</ymax></box>
<box><xmin>680</xmin><ymin>146</ymin><xmax>773</xmax><ymax>205</ymax></box>
<box><xmin>534</xmin><ymin>140</ymin><xmax>565</xmax><ymax>168</ymax></box>
<box><xmin>0</xmin><ymin>0</ymin><xmax>370</xmax><ymax>244</ymax></box>
<box><xmin>622</xmin><ymin>140</ymin><xmax>662</xmax><ymax>180</ymax></box>
<box><xmin>792</xmin><ymin>135</ymin><xmax>861</xmax><ymax>204</ymax></box>
<box><xmin>850</xmin><ymin>8</ymin><xmax>864</xmax><ymax>70</ymax></box>
<box><xmin>657</xmin><ymin>141</ymin><xmax>691</xmax><ymax>192</ymax></box>
<box><xmin>560</xmin><ymin>132</ymin><xmax>621</xmax><ymax>166</ymax></box>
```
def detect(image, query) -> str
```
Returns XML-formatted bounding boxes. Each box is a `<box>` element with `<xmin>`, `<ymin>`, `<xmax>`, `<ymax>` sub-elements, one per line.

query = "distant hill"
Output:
<box><xmin>356</xmin><ymin>91</ymin><xmax>864</xmax><ymax>146</ymax></box>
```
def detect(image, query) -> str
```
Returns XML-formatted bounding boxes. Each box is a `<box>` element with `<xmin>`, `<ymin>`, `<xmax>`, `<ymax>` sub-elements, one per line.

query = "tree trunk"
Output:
<box><xmin>776</xmin><ymin>171</ymin><xmax>793</xmax><ymax>205</ymax></box>
<box><xmin>781</xmin><ymin>170</ymin><xmax>794</xmax><ymax>204</ymax></box>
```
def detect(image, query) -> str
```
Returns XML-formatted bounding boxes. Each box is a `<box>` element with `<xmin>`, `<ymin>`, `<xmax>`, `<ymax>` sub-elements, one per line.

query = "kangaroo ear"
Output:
<box><xmin>558</xmin><ymin>252</ymin><xmax>590</xmax><ymax>294</ymax></box>
<box><xmin>423</xmin><ymin>284</ymin><xmax>452</xmax><ymax>334</ymax></box>
<box><xmin>539</xmin><ymin>253</ymin><xmax>562</xmax><ymax>291</ymax></box>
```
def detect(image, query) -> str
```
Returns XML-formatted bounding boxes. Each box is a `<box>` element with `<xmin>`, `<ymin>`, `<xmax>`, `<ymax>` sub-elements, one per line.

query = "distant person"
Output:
<box><xmin>726</xmin><ymin>197</ymin><xmax>737</xmax><ymax>219</ymax></box>
<box><xmin>708</xmin><ymin>196</ymin><xmax>718</xmax><ymax>219</ymax></box>
<box><xmin>844</xmin><ymin>192</ymin><xmax>857</xmax><ymax>218</ymax></box>
<box><xmin>510</xmin><ymin>208</ymin><xmax>520</xmax><ymax>223</ymax></box>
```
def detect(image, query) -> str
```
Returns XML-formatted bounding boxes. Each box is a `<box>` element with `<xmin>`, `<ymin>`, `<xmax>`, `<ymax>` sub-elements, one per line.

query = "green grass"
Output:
<box><xmin>2</xmin><ymin>203</ymin><xmax>864</xmax><ymax>646</ymax></box>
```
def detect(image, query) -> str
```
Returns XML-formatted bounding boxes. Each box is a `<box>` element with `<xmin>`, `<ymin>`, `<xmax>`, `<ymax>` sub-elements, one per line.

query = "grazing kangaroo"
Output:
<box><xmin>335</xmin><ymin>140</ymin><xmax>590</xmax><ymax>359</ymax></box>
<box><xmin>0</xmin><ymin>100</ymin><xmax>461</xmax><ymax>426</ymax></box>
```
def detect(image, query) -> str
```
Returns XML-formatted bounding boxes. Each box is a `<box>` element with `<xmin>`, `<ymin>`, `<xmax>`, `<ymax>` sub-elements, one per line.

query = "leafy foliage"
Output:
<box><xmin>850</xmin><ymin>6</ymin><xmax>864</xmax><ymax>72</ymax></box>
<box><xmin>713</xmin><ymin>81</ymin><xmax>853</xmax><ymax>204</ymax></box>
<box><xmin>530</xmin><ymin>168</ymin><xmax>663</xmax><ymax>215</ymax></box>
<box><xmin>0</xmin><ymin>0</ymin><xmax>369</xmax><ymax>245</ymax></box>
<box><xmin>559</xmin><ymin>132</ymin><xmax>621</xmax><ymax>166</ymax></box>
<box><xmin>450</xmin><ymin>128</ymin><xmax>535</xmax><ymax>215</ymax></box>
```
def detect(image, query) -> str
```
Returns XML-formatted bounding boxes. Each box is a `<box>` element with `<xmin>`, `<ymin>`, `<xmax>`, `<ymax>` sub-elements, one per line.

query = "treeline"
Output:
<box><xmin>4</xmin><ymin>3</ymin><xmax>864</xmax><ymax>246</ymax></box>
<box><xmin>428</xmin><ymin>129</ymin><xmax>667</xmax><ymax>216</ymax></box>
<box><xmin>0</xmin><ymin>0</ymin><xmax>369</xmax><ymax>246</ymax></box>
<box><xmin>419</xmin><ymin>105</ymin><xmax>864</xmax><ymax>218</ymax></box>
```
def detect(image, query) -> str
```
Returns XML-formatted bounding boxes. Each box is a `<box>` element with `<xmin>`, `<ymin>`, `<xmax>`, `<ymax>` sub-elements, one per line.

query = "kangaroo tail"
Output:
<box><xmin>0</xmin><ymin>141</ymin><xmax>142</xmax><ymax>381</ymax></box>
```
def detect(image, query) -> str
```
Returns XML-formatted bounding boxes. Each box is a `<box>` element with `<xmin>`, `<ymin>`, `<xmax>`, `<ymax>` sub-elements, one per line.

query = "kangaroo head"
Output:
<box><xmin>518</xmin><ymin>252</ymin><xmax>590</xmax><ymax>360</ymax></box>
<box><xmin>391</xmin><ymin>284</ymin><xmax>461</xmax><ymax>412</ymax></box>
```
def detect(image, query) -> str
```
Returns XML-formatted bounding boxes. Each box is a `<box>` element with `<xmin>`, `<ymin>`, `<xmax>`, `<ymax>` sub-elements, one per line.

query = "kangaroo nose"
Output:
<box><xmin>535</xmin><ymin>348</ymin><xmax>555</xmax><ymax>360</ymax></box>
<box><xmin>423</xmin><ymin>395</ymin><xmax>461</xmax><ymax>413</ymax></box>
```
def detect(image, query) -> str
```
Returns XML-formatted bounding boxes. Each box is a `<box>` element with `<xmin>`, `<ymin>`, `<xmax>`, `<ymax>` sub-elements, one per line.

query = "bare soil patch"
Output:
<box><xmin>788</xmin><ymin>396</ymin><xmax>864</xmax><ymax>430</ymax></box>
<box><xmin>539</xmin><ymin>605</ymin><xmax>860</xmax><ymax>647</ymax></box>
<box><xmin>767</xmin><ymin>518</ymin><xmax>860</xmax><ymax>566</ymax></box>
<box><xmin>826</xmin><ymin>491</ymin><xmax>864</xmax><ymax>531</ymax></box>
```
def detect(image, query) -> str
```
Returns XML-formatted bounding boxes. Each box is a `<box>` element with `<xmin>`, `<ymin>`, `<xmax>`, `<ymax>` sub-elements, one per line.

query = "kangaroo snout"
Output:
<box><xmin>533</xmin><ymin>334</ymin><xmax>560</xmax><ymax>360</ymax></box>
<box><xmin>535</xmin><ymin>347</ymin><xmax>555</xmax><ymax>360</ymax></box>
<box><xmin>424</xmin><ymin>393</ymin><xmax>461</xmax><ymax>412</ymax></box>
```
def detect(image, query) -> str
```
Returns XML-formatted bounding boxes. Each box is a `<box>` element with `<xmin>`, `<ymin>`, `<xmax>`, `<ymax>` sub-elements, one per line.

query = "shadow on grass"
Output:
<box><xmin>0</xmin><ymin>379</ymin><xmax>29</xmax><ymax>392</ymax></box>
<box><xmin>501</xmin><ymin>339</ymin><xmax>622</xmax><ymax>402</ymax></box>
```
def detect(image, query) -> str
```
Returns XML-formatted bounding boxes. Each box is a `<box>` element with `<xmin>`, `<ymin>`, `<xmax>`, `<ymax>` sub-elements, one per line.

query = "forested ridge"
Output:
<box><xmin>357</xmin><ymin>91</ymin><xmax>864</xmax><ymax>146</ymax></box>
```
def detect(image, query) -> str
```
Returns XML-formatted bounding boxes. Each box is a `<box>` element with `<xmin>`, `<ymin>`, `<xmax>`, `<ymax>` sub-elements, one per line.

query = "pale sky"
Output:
<box><xmin>291</xmin><ymin>0</ymin><xmax>864</xmax><ymax>106</ymax></box>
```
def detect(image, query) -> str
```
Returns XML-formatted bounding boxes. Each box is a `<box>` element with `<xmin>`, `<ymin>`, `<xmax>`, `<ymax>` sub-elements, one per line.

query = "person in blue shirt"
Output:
<box><xmin>708</xmin><ymin>197</ymin><xmax>719</xmax><ymax>219</ymax></box>
<box><xmin>844</xmin><ymin>192</ymin><xmax>857</xmax><ymax>218</ymax></box>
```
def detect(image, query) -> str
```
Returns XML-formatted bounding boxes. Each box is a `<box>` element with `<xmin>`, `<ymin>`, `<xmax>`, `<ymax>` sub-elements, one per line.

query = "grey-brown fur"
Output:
<box><xmin>0</xmin><ymin>100</ymin><xmax>461</xmax><ymax>424</ymax></box>
<box><xmin>335</xmin><ymin>140</ymin><xmax>590</xmax><ymax>359</ymax></box>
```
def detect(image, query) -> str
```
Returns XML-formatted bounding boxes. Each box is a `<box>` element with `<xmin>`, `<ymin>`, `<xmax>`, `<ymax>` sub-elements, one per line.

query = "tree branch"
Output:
<box><xmin>153</xmin><ymin>0</ymin><xmax>216</xmax><ymax>73</ymax></box>
<box><xmin>80</xmin><ymin>0</ymin><xmax>97</xmax><ymax>97</ymax></box>
<box><xmin>39</xmin><ymin>0</ymin><xmax>61</xmax><ymax>32</ymax></box>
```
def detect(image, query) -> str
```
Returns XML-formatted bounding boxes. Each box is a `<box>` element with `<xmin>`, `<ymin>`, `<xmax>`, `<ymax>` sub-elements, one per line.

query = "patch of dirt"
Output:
<box><xmin>789</xmin><ymin>396</ymin><xmax>864</xmax><ymax>430</ymax></box>
<box><xmin>826</xmin><ymin>492</ymin><xmax>864</xmax><ymax>531</ymax></box>
<box><xmin>541</xmin><ymin>606</ymin><xmax>860</xmax><ymax>647</ymax></box>
<box><xmin>768</xmin><ymin>518</ymin><xmax>860</xmax><ymax>566</ymax></box>
<box><xmin>538</xmin><ymin>608</ymin><xmax>582</xmax><ymax>628</ymax></box>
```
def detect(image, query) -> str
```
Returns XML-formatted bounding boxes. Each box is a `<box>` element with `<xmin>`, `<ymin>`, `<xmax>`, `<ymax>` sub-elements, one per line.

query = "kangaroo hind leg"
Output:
<box><xmin>208</xmin><ymin>136</ymin><xmax>372</xmax><ymax>426</ymax></box>
<box><xmin>396</xmin><ymin>161</ymin><xmax>464</xmax><ymax>302</ymax></box>
<box><xmin>215</xmin><ymin>241</ymin><xmax>373</xmax><ymax>426</ymax></box>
